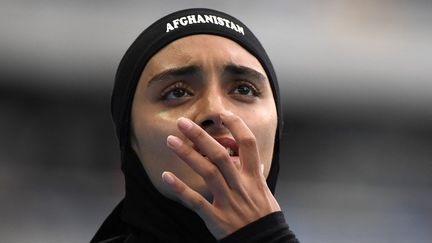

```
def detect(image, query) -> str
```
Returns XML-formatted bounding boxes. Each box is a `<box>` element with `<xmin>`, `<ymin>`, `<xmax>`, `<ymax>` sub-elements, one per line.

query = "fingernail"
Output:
<box><xmin>167</xmin><ymin>135</ymin><xmax>182</xmax><ymax>148</ymax></box>
<box><xmin>260</xmin><ymin>164</ymin><xmax>264</xmax><ymax>175</ymax></box>
<box><xmin>220</xmin><ymin>111</ymin><xmax>234</xmax><ymax>118</ymax></box>
<box><xmin>220</xmin><ymin>112</ymin><xmax>235</xmax><ymax>123</ymax></box>
<box><xmin>177</xmin><ymin>117</ymin><xmax>193</xmax><ymax>131</ymax></box>
<box><xmin>162</xmin><ymin>172</ymin><xmax>175</xmax><ymax>185</ymax></box>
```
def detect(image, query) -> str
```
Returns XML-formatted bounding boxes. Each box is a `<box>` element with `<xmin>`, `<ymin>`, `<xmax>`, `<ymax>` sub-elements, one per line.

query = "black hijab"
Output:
<box><xmin>91</xmin><ymin>8</ymin><xmax>283</xmax><ymax>243</ymax></box>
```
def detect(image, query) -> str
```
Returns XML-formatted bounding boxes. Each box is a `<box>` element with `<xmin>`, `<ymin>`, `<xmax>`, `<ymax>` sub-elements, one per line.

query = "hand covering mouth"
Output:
<box><xmin>193</xmin><ymin>137</ymin><xmax>239</xmax><ymax>157</ymax></box>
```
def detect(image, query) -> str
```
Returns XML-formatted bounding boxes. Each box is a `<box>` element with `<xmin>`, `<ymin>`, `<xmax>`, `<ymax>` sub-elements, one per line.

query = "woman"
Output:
<box><xmin>92</xmin><ymin>8</ymin><xmax>299</xmax><ymax>243</ymax></box>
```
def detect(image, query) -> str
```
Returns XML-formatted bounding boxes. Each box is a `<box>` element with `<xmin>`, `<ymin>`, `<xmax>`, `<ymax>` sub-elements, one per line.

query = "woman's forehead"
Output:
<box><xmin>143</xmin><ymin>34</ymin><xmax>266</xmax><ymax>76</ymax></box>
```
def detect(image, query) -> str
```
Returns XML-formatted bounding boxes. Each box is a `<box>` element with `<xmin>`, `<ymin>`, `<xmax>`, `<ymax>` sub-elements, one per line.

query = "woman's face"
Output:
<box><xmin>131</xmin><ymin>34</ymin><xmax>277</xmax><ymax>200</ymax></box>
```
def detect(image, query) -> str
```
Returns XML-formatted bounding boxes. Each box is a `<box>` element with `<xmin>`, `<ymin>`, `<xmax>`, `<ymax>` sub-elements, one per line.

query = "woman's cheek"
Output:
<box><xmin>243</xmin><ymin>108</ymin><xmax>277</xmax><ymax>177</ymax></box>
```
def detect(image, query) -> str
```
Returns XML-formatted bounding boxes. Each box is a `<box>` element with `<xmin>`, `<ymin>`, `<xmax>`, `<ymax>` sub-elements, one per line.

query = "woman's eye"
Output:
<box><xmin>160</xmin><ymin>82</ymin><xmax>194</xmax><ymax>101</ymax></box>
<box><xmin>164</xmin><ymin>88</ymin><xmax>191</xmax><ymax>100</ymax></box>
<box><xmin>232</xmin><ymin>84</ymin><xmax>257</xmax><ymax>96</ymax></box>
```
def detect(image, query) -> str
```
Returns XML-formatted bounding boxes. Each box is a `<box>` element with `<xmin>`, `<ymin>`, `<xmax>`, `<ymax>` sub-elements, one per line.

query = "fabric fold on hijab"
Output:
<box><xmin>92</xmin><ymin>8</ymin><xmax>283</xmax><ymax>243</ymax></box>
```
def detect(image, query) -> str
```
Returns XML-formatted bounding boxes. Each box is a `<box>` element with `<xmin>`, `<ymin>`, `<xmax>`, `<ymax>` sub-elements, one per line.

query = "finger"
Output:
<box><xmin>220</xmin><ymin>112</ymin><xmax>260</xmax><ymax>174</ymax></box>
<box><xmin>162</xmin><ymin>171</ymin><xmax>213</xmax><ymax>215</ymax></box>
<box><xmin>166</xmin><ymin>135</ymin><xmax>230</xmax><ymax>198</ymax></box>
<box><xmin>176</xmin><ymin>117</ymin><xmax>241</xmax><ymax>189</ymax></box>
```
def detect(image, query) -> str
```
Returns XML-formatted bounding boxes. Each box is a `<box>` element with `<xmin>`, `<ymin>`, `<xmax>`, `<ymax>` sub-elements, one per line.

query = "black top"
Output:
<box><xmin>94</xmin><ymin>211</ymin><xmax>299</xmax><ymax>243</ymax></box>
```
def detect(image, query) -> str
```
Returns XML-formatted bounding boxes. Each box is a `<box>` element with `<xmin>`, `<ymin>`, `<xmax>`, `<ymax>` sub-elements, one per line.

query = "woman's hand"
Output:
<box><xmin>162</xmin><ymin>112</ymin><xmax>281</xmax><ymax>240</ymax></box>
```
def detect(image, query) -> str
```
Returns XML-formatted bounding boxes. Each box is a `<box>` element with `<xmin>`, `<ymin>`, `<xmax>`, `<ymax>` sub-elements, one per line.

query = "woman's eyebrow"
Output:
<box><xmin>223</xmin><ymin>64</ymin><xmax>267</xmax><ymax>82</ymax></box>
<box><xmin>147</xmin><ymin>65</ymin><xmax>201</xmax><ymax>87</ymax></box>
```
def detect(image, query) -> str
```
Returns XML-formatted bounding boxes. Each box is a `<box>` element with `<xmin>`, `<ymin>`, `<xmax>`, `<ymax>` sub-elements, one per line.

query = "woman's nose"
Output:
<box><xmin>194</xmin><ymin>93</ymin><xmax>228</xmax><ymax>131</ymax></box>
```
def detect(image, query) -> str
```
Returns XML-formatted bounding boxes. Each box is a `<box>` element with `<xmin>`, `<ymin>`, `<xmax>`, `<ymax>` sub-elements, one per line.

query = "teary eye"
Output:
<box><xmin>234</xmin><ymin>84</ymin><xmax>252</xmax><ymax>95</ymax></box>
<box><xmin>164</xmin><ymin>88</ymin><xmax>190</xmax><ymax>99</ymax></box>
<box><xmin>161</xmin><ymin>82</ymin><xmax>193</xmax><ymax>100</ymax></box>
<box><xmin>231</xmin><ymin>83</ymin><xmax>260</xmax><ymax>96</ymax></box>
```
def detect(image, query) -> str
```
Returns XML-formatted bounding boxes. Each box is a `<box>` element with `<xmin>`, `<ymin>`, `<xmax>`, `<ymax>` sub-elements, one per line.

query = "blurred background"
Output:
<box><xmin>1</xmin><ymin>0</ymin><xmax>431</xmax><ymax>242</ymax></box>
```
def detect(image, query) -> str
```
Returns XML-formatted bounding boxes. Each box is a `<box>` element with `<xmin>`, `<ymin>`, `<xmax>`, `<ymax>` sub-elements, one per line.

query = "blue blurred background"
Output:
<box><xmin>1</xmin><ymin>0</ymin><xmax>431</xmax><ymax>242</ymax></box>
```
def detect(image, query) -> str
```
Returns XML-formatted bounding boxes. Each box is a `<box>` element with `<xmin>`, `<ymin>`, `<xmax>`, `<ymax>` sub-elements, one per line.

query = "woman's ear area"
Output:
<box><xmin>129</xmin><ymin>92</ymin><xmax>145</xmax><ymax>159</ymax></box>
<box><xmin>129</xmin><ymin>124</ymin><xmax>141</xmax><ymax>157</ymax></box>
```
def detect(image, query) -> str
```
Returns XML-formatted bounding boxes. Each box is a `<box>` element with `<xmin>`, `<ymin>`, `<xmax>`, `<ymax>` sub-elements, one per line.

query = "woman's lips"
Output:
<box><xmin>213</xmin><ymin>137</ymin><xmax>239</xmax><ymax>157</ymax></box>
<box><xmin>193</xmin><ymin>136</ymin><xmax>239</xmax><ymax>157</ymax></box>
